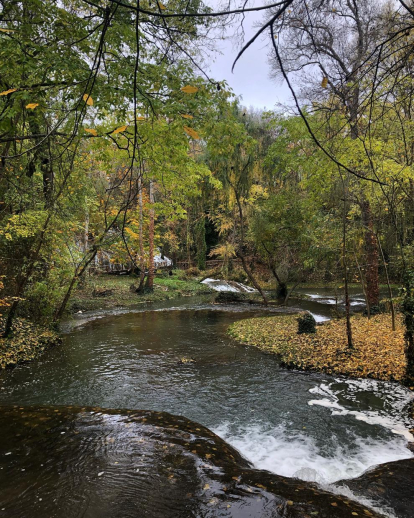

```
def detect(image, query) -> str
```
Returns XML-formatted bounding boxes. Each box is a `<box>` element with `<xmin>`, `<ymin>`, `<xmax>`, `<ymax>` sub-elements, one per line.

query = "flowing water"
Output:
<box><xmin>0</xmin><ymin>290</ymin><xmax>413</xmax><ymax>516</ymax></box>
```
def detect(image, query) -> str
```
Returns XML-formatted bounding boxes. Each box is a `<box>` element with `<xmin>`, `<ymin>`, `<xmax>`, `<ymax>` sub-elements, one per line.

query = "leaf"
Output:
<box><xmin>112</xmin><ymin>125</ymin><xmax>128</xmax><ymax>134</ymax></box>
<box><xmin>0</xmin><ymin>28</ymin><xmax>15</xmax><ymax>33</ymax></box>
<box><xmin>83</xmin><ymin>94</ymin><xmax>93</xmax><ymax>106</ymax></box>
<box><xmin>183</xmin><ymin>126</ymin><xmax>200</xmax><ymax>140</ymax></box>
<box><xmin>25</xmin><ymin>103</ymin><xmax>39</xmax><ymax>110</ymax></box>
<box><xmin>181</xmin><ymin>85</ymin><xmax>198</xmax><ymax>94</ymax></box>
<box><xmin>85</xmin><ymin>128</ymin><xmax>98</xmax><ymax>136</ymax></box>
<box><xmin>181</xmin><ymin>114</ymin><xmax>193</xmax><ymax>119</ymax></box>
<box><xmin>321</xmin><ymin>77</ymin><xmax>328</xmax><ymax>88</ymax></box>
<box><xmin>136</xmin><ymin>116</ymin><xmax>146</xmax><ymax>121</ymax></box>
<box><xmin>0</xmin><ymin>88</ymin><xmax>17</xmax><ymax>96</ymax></box>
<box><xmin>158</xmin><ymin>1</ymin><xmax>167</xmax><ymax>9</ymax></box>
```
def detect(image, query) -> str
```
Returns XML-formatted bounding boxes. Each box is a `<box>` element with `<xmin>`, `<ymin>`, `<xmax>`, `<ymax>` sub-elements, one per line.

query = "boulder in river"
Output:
<box><xmin>336</xmin><ymin>457</ymin><xmax>414</xmax><ymax>518</ymax></box>
<box><xmin>0</xmin><ymin>405</ymin><xmax>385</xmax><ymax>518</ymax></box>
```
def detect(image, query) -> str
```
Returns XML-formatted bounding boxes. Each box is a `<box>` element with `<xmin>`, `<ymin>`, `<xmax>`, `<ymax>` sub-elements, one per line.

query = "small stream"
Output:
<box><xmin>0</xmin><ymin>289</ymin><xmax>413</xmax><ymax>516</ymax></box>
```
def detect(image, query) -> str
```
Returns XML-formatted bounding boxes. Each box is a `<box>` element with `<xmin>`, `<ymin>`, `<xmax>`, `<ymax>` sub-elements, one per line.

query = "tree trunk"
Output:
<box><xmin>361</xmin><ymin>199</ymin><xmax>380</xmax><ymax>308</ymax></box>
<box><xmin>54</xmin><ymin>249</ymin><xmax>98</xmax><ymax>320</ymax></box>
<box><xmin>341</xmin><ymin>172</ymin><xmax>353</xmax><ymax>349</ymax></box>
<box><xmin>84</xmin><ymin>204</ymin><xmax>89</xmax><ymax>254</ymax></box>
<box><xmin>145</xmin><ymin>179</ymin><xmax>155</xmax><ymax>291</ymax></box>
<box><xmin>137</xmin><ymin>177</ymin><xmax>146</xmax><ymax>292</ymax></box>
<box><xmin>354</xmin><ymin>251</ymin><xmax>370</xmax><ymax>319</ymax></box>
<box><xmin>377</xmin><ymin>237</ymin><xmax>396</xmax><ymax>331</ymax></box>
<box><xmin>236</xmin><ymin>251</ymin><xmax>268</xmax><ymax>305</ymax></box>
<box><xmin>269</xmin><ymin>265</ymin><xmax>288</xmax><ymax>299</ymax></box>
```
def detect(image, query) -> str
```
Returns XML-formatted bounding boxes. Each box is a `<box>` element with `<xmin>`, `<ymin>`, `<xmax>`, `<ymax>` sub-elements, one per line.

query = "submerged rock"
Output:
<box><xmin>0</xmin><ymin>405</ymin><xmax>384</xmax><ymax>518</ymax></box>
<box><xmin>336</xmin><ymin>457</ymin><xmax>414</xmax><ymax>518</ymax></box>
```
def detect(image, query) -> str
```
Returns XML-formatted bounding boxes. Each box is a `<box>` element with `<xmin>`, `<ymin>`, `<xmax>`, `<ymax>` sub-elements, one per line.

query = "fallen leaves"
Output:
<box><xmin>26</xmin><ymin>103</ymin><xmax>39</xmax><ymax>110</ymax></box>
<box><xmin>229</xmin><ymin>314</ymin><xmax>407</xmax><ymax>381</ymax></box>
<box><xmin>0</xmin><ymin>318</ymin><xmax>61</xmax><ymax>369</ymax></box>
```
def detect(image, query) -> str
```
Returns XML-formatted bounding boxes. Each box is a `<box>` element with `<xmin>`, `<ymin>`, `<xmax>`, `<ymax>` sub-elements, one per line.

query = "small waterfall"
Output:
<box><xmin>201</xmin><ymin>278</ymin><xmax>257</xmax><ymax>293</ymax></box>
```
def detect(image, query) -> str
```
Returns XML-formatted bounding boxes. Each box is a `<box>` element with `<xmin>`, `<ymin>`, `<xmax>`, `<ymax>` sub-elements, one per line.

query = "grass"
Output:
<box><xmin>69</xmin><ymin>272</ymin><xmax>214</xmax><ymax>313</ymax></box>
<box><xmin>228</xmin><ymin>313</ymin><xmax>409</xmax><ymax>382</ymax></box>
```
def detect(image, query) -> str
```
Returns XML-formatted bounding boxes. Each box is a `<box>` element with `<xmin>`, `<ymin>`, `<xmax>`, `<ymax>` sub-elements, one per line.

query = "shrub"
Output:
<box><xmin>297</xmin><ymin>312</ymin><xmax>316</xmax><ymax>334</ymax></box>
<box><xmin>184</xmin><ymin>267</ymin><xmax>200</xmax><ymax>277</ymax></box>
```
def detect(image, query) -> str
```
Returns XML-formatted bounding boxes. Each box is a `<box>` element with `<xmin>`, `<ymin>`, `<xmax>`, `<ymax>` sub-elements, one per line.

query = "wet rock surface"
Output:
<box><xmin>337</xmin><ymin>457</ymin><xmax>414</xmax><ymax>518</ymax></box>
<box><xmin>0</xmin><ymin>406</ymin><xmax>383</xmax><ymax>518</ymax></box>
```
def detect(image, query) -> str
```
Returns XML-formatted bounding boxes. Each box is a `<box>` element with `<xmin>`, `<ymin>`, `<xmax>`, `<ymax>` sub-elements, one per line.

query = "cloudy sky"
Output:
<box><xmin>207</xmin><ymin>7</ymin><xmax>292</xmax><ymax>110</ymax></box>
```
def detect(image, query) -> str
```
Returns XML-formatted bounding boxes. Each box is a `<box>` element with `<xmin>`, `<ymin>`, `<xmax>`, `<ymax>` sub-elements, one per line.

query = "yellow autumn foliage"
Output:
<box><xmin>183</xmin><ymin>126</ymin><xmax>200</xmax><ymax>139</ymax></box>
<box><xmin>181</xmin><ymin>85</ymin><xmax>198</xmax><ymax>94</ymax></box>
<box><xmin>83</xmin><ymin>94</ymin><xmax>93</xmax><ymax>106</ymax></box>
<box><xmin>112</xmin><ymin>125</ymin><xmax>128</xmax><ymax>134</ymax></box>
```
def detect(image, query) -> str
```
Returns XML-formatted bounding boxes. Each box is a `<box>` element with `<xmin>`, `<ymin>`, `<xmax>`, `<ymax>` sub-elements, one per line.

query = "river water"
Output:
<box><xmin>0</xmin><ymin>290</ymin><xmax>413</xmax><ymax>496</ymax></box>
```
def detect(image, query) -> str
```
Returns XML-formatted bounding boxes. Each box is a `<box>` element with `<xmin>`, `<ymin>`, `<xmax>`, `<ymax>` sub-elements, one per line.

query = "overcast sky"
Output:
<box><xmin>207</xmin><ymin>8</ymin><xmax>292</xmax><ymax>110</ymax></box>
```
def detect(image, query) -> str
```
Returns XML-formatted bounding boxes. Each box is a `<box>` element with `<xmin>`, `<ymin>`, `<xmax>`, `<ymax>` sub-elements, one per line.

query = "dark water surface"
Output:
<box><xmin>0</xmin><ymin>293</ymin><xmax>413</xmax><ymax>516</ymax></box>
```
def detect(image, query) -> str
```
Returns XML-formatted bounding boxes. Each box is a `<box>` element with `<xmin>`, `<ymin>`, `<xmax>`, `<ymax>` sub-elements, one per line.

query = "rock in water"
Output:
<box><xmin>336</xmin><ymin>457</ymin><xmax>414</xmax><ymax>518</ymax></box>
<box><xmin>0</xmin><ymin>405</ymin><xmax>384</xmax><ymax>518</ymax></box>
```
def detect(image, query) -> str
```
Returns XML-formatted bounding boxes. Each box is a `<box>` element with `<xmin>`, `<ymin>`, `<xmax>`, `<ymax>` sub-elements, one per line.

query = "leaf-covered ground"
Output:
<box><xmin>228</xmin><ymin>314</ymin><xmax>408</xmax><ymax>382</ymax></box>
<box><xmin>0</xmin><ymin>319</ymin><xmax>61</xmax><ymax>369</ymax></box>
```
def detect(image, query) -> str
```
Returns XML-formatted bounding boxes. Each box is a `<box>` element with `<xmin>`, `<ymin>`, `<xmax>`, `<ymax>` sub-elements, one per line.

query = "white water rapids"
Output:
<box><xmin>214</xmin><ymin>378</ymin><xmax>414</xmax><ymax>486</ymax></box>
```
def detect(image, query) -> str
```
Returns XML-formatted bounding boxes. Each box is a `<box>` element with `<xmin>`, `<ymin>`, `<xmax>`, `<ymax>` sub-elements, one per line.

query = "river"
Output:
<box><xmin>0</xmin><ymin>290</ymin><xmax>413</xmax><ymax>517</ymax></box>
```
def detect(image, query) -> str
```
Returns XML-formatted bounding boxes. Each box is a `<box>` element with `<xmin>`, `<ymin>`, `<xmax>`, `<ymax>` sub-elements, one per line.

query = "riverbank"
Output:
<box><xmin>228</xmin><ymin>314</ymin><xmax>408</xmax><ymax>382</ymax></box>
<box><xmin>0</xmin><ymin>318</ymin><xmax>61</xmax><ymax>369</ymax></box>
<box><xmin>69</xmin><ymin>272</ymin><xmax>214</xmax><ymax>313</ymax></box>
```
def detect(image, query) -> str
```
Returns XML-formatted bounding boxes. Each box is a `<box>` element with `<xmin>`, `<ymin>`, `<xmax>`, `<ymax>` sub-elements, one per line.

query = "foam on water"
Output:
<box><xmin>214</xmin><ymin>422</ymin><xmax>411</xmax><ymax>484</ymax></box>
<box><xmin>201</xmin><ymin>278</ymin><xmax>257</xmax><ymax>293</ymax></box>
<box><xmin>309</xmin><ymin>312</ymin><xmax>330</xmax><ymax>323</ymax></box>
<box><xmin>308</xmin><ymin>379</ymin><xmax>414</xmax><ymax>441</ymax></box>
<box><xmin>214</xmin><ymin>376</ymin><xmax>413</xmax><ymax>518</ymax></box>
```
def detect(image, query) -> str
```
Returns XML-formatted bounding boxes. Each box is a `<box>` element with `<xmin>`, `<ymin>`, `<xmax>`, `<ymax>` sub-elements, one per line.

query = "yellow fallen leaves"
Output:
<box><xmin>229</xmin><ymin>314</ymin><xmax>407</xmax><ymax>382</ymax></box>
<box><xmin>0</xmin><ymin>318</ymin><xmax>61</xmax><ymax>369</ymax></box>
<box><xmin>26</xmin><ymin>103</ymin><xmax>39</xmax><ymax>110</ymax></box>
<box><xmin>157</xmin><ymin>1</ymin><xmax>167</xmax><ymax>9</ymax></box>
<box><xmin>321</xmin><ymin>76</ymin><xmax>328</xmax><ymax>88</ymax></box>
<box><xmin>181</xmin><ymin>114</ymin><xmax>193</xmax><ymax>119</ymax></box>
